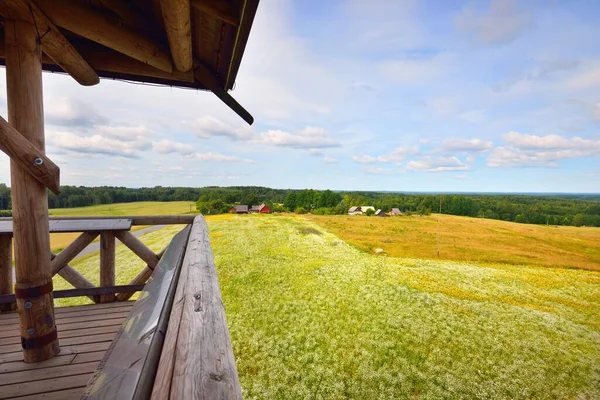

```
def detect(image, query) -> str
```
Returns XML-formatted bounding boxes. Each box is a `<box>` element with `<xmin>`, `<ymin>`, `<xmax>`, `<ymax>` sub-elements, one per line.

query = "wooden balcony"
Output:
<box><xmin>0</xmin><ymin>215</ymin><xmax>240</xmax><ymax>399</ymax></box>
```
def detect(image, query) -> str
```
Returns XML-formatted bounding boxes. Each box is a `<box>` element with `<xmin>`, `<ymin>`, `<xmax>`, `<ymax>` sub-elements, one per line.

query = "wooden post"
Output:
<box><xmin>99</xmin><ymin>232</ymin><xmax>116</xmax><ymax>303</ymax></box>
<box><xmin>0</xmin><ymin>235</ymin><xmax>13</xmax><ymax>312</ymax></box>
<box><xmin>5</xmin><ymin>20</ymin><xmax>59</xmax><ymax>362</ymax></box>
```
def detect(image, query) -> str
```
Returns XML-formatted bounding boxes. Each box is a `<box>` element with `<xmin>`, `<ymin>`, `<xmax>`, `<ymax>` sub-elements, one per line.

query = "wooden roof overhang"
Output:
<box><xmin>0</xmin><ymin>0</ymin><xmax>259</xmax><ymax>124</ymax></box>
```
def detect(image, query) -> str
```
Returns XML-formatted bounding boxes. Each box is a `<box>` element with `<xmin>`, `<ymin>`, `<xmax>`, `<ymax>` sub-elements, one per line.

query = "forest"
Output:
<box><xmin>0</xmin><ymin>183</ymin><xmax>599</xmax><ymax>227</ymax></box>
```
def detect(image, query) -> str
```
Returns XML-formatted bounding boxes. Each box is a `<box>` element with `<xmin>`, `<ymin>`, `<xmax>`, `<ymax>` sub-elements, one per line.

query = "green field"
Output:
<box><xmin>48</xmin><ymin>201</ymin><xmax>195</xmax><ymax>252</ymax></box>
<box><xmin>53</xmin><ymin>209</ymin><xmax>600</xmax><ymax>398</ymax></box>
<box><xmin>49</xmin><ymin>201</ymin><xmax>195</xmax><ymax>217</ymax></box>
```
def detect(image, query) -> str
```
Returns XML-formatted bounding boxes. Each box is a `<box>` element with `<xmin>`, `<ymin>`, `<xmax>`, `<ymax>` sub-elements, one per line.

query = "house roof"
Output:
<box><xmin>348</xmin><ymin>206</ymin><xmax>359</xmax><ymax>212</ymax></box>
<box><xmin>391</xmin><ymin>208</ymin><xmax>401</xmax><ymax>212</ymax></box>
<box><xmin>250</xmin><ymin>205</ymin><xmax>261</xmax><ymax>211</ymax></box>
<box><xmin>0</xmin><ymin>0</ymin><xmax>260</xmax><ymax>124</ymax></box>
<box><xmin>235</xmin><ymin>205</ymin><xmax>248</xmax><ymax>212</ymax></box>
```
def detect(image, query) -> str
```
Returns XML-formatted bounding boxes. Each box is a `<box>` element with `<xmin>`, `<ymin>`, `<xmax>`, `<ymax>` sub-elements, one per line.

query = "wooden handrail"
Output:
<box><xmin>152</xmin><ymin>215</ymin><xmax>241</xmax><ymax>399</ymax></box>
<box><xmin>0</xmin><ymin>215</ymin><xmax>198</xmax><ymax>225</ymax></box>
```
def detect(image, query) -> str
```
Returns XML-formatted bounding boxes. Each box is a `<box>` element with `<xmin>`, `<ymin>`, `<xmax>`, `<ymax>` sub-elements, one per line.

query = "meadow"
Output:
<box><xmin>40</xmin><ymin>203</ymin><xmax>600</xmax><ymax>398</ymax></box>
<box><xmin>306</xmin><ymin>214</ymin><xmax>600</xmax><ymax>270</ymax></box>
<box><xmin>48</xmin><ymin>201</ymin><xmax>195</xmax><ymax>252</ymax></box>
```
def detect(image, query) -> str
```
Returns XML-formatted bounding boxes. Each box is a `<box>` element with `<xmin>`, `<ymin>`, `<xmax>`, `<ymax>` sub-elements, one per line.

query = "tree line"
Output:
<box><xmin>0</xmin><ymin>183</ymin><xmax>598</xmax><ymax>227</ymax></box>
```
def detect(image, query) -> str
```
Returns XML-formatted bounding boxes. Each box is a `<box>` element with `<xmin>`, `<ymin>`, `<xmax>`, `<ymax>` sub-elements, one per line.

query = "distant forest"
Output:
<box><xmin>0</xmin><ymin>183</ymin><xmax>599</xmax><ymax>227</ymax></box>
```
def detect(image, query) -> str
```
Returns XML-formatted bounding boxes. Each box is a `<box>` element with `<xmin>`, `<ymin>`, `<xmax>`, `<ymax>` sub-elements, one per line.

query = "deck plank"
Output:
<box><xmin>12</xmin><ymin>387</ymin><xmax>86</xmax><ymax>400</ymax></box>
<box><xmin>0</xmin><ymin>317</ymin><xmax>126</xmax><ymax>339</ymax></box>
<box><xmin>0</xmin><ymin>301</ymin><xmax>134</xmax><ymax>321</ymax></box>
<box><xmin>0</xmin><ymin>325</ymin><xmax>124</xmax><ymax>346</ymax></box>
<box><xmin>0</xmin><ymin>332</ymin><xmax>117</xmax><ymax>355</ymax></box>
<box><xmin>0</xmin><ymin>361</ymin><xmax>99</xmax><ymax>386</ymax></box>
<box><xmin>0</xmin><ymin>301</ymin><xmax>135</xmax><ymax>398</ymax></box>
<box><xmin>0</xmin><ymin>372</ymin><xmax>92</xmax><ymax>399</ymax></box>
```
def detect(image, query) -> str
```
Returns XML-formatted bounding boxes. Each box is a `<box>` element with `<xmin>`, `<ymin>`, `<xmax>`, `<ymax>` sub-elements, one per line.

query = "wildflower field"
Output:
<box><xmin>53</xmin><ymin>212</ymin><xmax>600</xmax><ymax>398</ymax></box>
<box><xmin>306</xmin><ymin>213</ymin><xmax>600</xmax><ymax>270</ymax></box>
<box><xmin>211</xmin><ymin>215</ymin><xmax>600</xmax><ymax>399</ymax></box>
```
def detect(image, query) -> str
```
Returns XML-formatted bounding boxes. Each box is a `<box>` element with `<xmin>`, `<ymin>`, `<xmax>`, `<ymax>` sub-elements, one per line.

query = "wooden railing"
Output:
<box><xmin>81</xmin><ymin>215</ymin><xmax>241</xmax><ymax>399</ymax></box>
<box><xmin>0</xmin><ymin>215</ymin><xmax>196</xmax><ymax>306</ymax></box>
<box><xmin>0</xmin><ymin>214</ymin><xmax>242</xmax><ymax>399</ymax></box>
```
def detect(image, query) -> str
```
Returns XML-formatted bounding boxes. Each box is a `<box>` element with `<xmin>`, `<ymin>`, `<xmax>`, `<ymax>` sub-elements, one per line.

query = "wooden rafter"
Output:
<box><xmin>191</xmin><ymin>0</ymin><xmax>239</xmax><ymax>26</ymax></box>
<box><xmin>35</xmin><ymin>0</ymin><xmax>174</xmax><ymax>73</ymax></box>
<box><xmin>194</xmin><ymin>61</ymin><xmax>254</xmax><ymax>124</ymax></box>
<box><xmin>160</xmin><ymin>0</ymin><xmax>193</xmax><ymax>72</ymax></box>
<box><xmin>0</xmin><ymin>0</ymin><xmax>99</xmax><ymax>86</ymax></box>
<box><xmin>0</xmin><ymin>116</ymin><xmax>60</xmax><ymax>194</ymax></box>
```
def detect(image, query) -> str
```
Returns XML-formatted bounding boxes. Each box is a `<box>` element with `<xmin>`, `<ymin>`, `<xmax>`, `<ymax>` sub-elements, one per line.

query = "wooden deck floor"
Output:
<box><xmin>0</xmin><ymin>301</ymin><xmax>133</xmax><ymax>400</ymax></box>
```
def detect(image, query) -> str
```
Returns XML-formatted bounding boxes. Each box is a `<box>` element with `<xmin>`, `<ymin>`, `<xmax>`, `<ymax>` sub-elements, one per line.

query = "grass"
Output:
<box><xmin>48</xmin><ymin>201</ymin><xmax>195</xmax><ymax>253</ymax></box>
<box><xmin>39</xmin><ymin>203</ymin><xmax>600</xmax><ymax>397</ymax></box>
<box><xmin>210</xmin><ymin>215</ymin><xmax>600</xmax><ymax>399</ymax></box>
<box><xmin>305</xmin><ymin>214</ymin><xmax>600</xmax><ymax>270</ymax></box>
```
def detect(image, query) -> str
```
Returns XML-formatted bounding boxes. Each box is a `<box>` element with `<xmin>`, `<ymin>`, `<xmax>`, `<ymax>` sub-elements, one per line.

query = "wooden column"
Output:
<box><xmin>5</xmin><ymin>20</ymin><xmax>59</xmax><ymax>362</ymax></box>
<box><xmin>99</xmin><ymin>232</ymin><xmax>116</xmax><ymax>303</ymax></box>
<box><xmin>0</xmin><ymin>235</ymin><xmax>13</xmax><ymax>312</ymax></box>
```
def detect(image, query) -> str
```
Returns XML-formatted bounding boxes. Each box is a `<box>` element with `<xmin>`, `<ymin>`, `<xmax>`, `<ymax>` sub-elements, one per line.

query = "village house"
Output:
<box><xmin>249</xmin><ymin>204</ymin><xmax>271</xmax><ymax>214</ymax></box>
<box><xmin>375</xmin><ymin>209</ymin><xmax>388</xmax><ymax>217</ymax></box>
<box><xmin>348</xmin><ymin>206</ymin><xmax>376</xmax><ymax>216</ymax></box>
<box><xmin>229</xmin><ymin>205</ymin><xmax>249</xmax><ymax>214</ymax></box>
<box><xmin>390</xmin><ymin>208</ymin><xmax>404</xmax><ymax>216</ymax></box>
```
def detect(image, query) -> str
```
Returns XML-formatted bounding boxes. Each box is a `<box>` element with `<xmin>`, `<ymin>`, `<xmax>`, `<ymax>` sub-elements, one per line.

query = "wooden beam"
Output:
<box><xmin>24</xmin><ymin>215</ymin><xmax>197</xmax><ymax>225</ymax></box>
<box><xmin>5</xmin><ymin>19</ymin><xmax>59</xmax><ymax>363</ymax></box>
<box><xmin>151</xmin><ymin>216</ymin><xmax>241</xmax><ymax>399</ymax></box>
<box><xmin>35</xmin><ymin>0</ymin><xmax>174</xmax><ymax>73</ymax></box>
<box><xmin>0</xmin><ymin>285</ymin><xmax>143</xmax><ymax>303</ymax></box>
<box><xmin>191</xmin><ymin>0</ymin><xmax>239</xmax><ymax>26</ymax></box>
<box><xmin>50</xmin><ymin>232</ymin><xmax>99</xmax><ymax>275</ymax></box>
<box><xmin>160</xmin><ymin>0</ymin><xmax>193</xmax><ymax>72</ymax></box>
<box><xmin>114</xmin><ymin>231</ymin><xmax>160</xmax><ymax>269</ymax></box>
<box><xmin>50</xmin><ymin>252</ymin><xmax>97</xmax><ymax>303</ymax></box>
<box><xmin>194</xmin><ymin>62</ymin><xmax>254</xmax><ymax>125</ymax></box>
<box><xmin>0</xmin><ymin>236</ymin><xmax>13</xmax><ymax>312</ymax></box>
<box><xmin>99</xmin><ymin>232</ymin><xmax>115</xmax><ymax>303</ymax></box>
<box><xmin>0</xmin><ymin>116</ymin><xmax>60</xmax><ymax>194</ymax></box>
<box><xmin>115</xmin><ymin>247</ymin><xmax>166</xmax><ymax>302</ymax></box>
<box><xmin>1</xmin><ymin>0</ymin><xmax>99</xmax><ymax>86</ymax></box>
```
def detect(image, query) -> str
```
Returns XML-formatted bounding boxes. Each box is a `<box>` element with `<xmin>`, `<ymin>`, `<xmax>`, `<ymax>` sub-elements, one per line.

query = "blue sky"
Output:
<box><xmin>1</xmin><ymin>0</ymin><xmax>599</xmax><ymax>192</ymax></box>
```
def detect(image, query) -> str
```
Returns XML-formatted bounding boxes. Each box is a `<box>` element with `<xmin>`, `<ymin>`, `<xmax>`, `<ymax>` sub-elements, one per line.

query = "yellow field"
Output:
<box><xmin>49</xmin><ymin>201</ymin><xmax>195</xmax><ymax>252</ymax></box>
<box><xmin>305</xmin><ymin>214</ymin><xmax>600</xmax><ymax>270</ymax></box>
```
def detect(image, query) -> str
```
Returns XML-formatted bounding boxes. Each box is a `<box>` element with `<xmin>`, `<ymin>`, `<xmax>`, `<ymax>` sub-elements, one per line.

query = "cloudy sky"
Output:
<box><xmin>1</xmin><ymin>0</ymin><xmax>599</xmax><ymax>192</ymax></box>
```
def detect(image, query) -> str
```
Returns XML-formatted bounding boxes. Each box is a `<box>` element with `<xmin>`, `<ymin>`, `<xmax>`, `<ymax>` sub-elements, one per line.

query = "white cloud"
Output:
<box><xmin>353</xmin><ymin>146</ymin><xmax>419</xmax><ymax>165</ymax></box>
<box><xmin>456</xmin><ymin>0</ymin><xmax>532</xmax><ymax>46</ymax></box>
<box><xmin>594</xmin><ymin>103</ymin><xmax>600</xmax><ymax>122</ymax></box>
<box><xmin>189</xmin><ymin>116</ymin><xmax>252</xmax><ymax>140</ymax></box>
<box><xmin>324</xmin><ymin>156</ymin><xmax>338</xmax><ymax>163</ymax></box>
<box><xmin>442</xmin><ymin>137</ymin><xmax>493</xmax><ymax>152</ymax></box>
<box><xmin>352</xmin><ymin>155</ymin><xmax>377</xmax><ymax>164</ymax></box>
<box><xmin>487</xmin><ymin>132</ymin><xmax>600</xmax><ymax>167</ymax></box>
<box><xmin>502</xmin><ymin>131</ymin><xmax>599</xmax><ymax>150</ymax></box>
<box><xmin>256</xmin><ymin>127</ymin><xmax>340</xmax><ymax>149</ymax></box>
<box><xmin>46</xmin><ymin>99</ymin><xmax>107</xmax><ymax>127</ymax></box>
<box><xmin>94</xmin><ymin>125</ymin><xmax>153</xmax><ymax>141</ymax></box>
<box><xmin>48</xmin><ymin>131</ymin><xmax>151</xmax><ymax>158</ymax></box>
<box><xmin>152</xmin><ymin>139</ymin><xmax>195</xmax><ymax>156</ymax></box>
<box><xmin>188</xmin><ymin>152</ymin><xmax>255</xmax><ymax>163</ymax></box>
<box><xmin>407</xmin><ymin>156</ymin><xmax>469</xmax><ymax>172</ymax></box>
